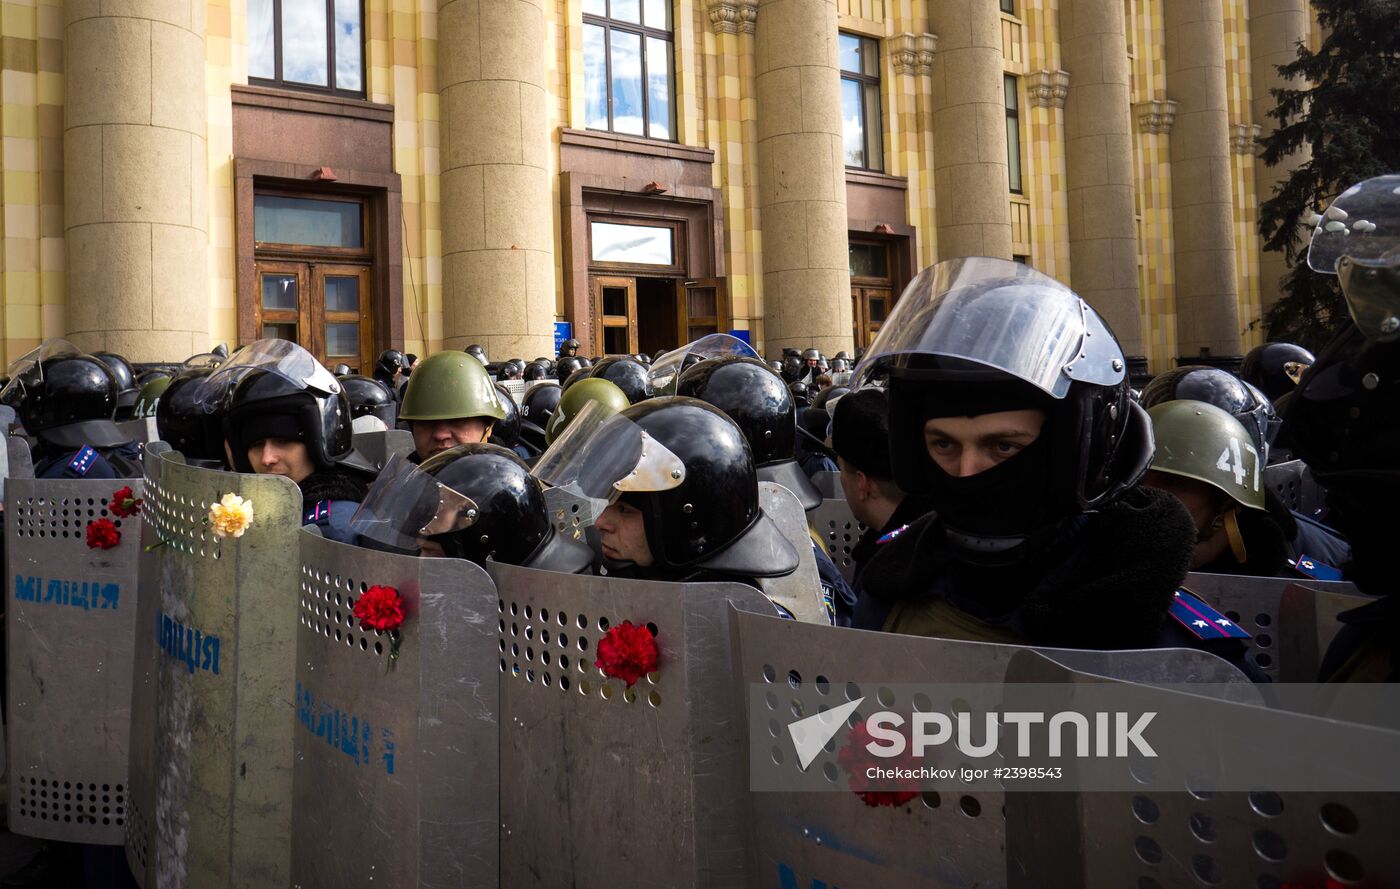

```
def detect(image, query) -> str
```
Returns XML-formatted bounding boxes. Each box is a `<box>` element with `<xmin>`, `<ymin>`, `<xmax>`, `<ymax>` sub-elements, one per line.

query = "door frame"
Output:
<box><xmin>592</xmin><ymin>274</ymin><xmax>639</xmax><ymax>355</ymax></box>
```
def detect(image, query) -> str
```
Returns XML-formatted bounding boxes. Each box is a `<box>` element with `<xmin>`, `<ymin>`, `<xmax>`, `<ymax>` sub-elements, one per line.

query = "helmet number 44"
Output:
<box><xmin>1216</xmin><ymin>437</ymin><xmax>1259</xmax><ymax>491</ymax></box>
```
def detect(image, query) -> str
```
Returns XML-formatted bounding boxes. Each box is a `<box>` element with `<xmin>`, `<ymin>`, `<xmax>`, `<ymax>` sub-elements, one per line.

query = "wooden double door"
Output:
<box><xmin>592</xmin><ymin>275</ymin><xmax>728</xmax><ymax>356</ymax></box>
<box><xmin>255</xmin><ymin>260</ymin><xmax>374</xmax><ymax>373</ymax></box>
<box><xmin>852</xmin><ymin>286</ymin><xmax>892</xmax><ymax>351</ymax></box>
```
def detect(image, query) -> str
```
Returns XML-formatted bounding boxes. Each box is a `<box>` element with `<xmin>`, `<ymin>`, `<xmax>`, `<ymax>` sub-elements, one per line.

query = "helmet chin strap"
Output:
<box><xmin>1223</xmin><ymin>508</ymin><xmax>1249</xmax><ymax>565</ymax></box>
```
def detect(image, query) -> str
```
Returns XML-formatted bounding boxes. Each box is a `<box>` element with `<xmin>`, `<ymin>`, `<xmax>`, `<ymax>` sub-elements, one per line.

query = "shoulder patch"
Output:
<box><xmin>877</xmin><ymin>524</ymin><xmax>910</xmax><ymax>545</ymax></box>
<box><xmin>67</xmin><ymin>446</ymin><xmax>99</xmax><ymax>476</ymax></box>
<box><xmin>1170</xmin><ymin>589</ymin><xmax>1252</xmax><ymax>640</ymax></box>
<box><xmin>304</xmin><ymin>500</ymin><xmax>331</xmax><ymax>525</ymax></box>
<box><xmin>1291</xmin><ymin>554</ymin><xmax>1343</xmax><ymax>581</ymax></box>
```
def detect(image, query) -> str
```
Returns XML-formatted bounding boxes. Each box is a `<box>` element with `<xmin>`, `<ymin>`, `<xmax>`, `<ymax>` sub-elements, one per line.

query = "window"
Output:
<box><xmin>583</xmin><ymin>0</ymin><xmax>675</xmax><ymax>141</ymax></box>
<box><xmin>839</xmin><ymin>33</ymin><xmax>883</xmax><ymax>170</ymax></box>
<box><xmin>590</xmin><ymin>222</ymin><xmax>674</xmax><ymax>265</ymax></box>
<box><xmin>1004</xmin><ymin>74</ymin><xmax>1023</xmax><ymax>194</ymax></box>
<box><xmin>248</xmin><ymin>0</ymin><xmax>364</xmax><ymax>97</ymax></box>
<box><xmin>1000</xmin><ymin>0</ymin><xmax>1016</xmax><ymax>14</ymax></box>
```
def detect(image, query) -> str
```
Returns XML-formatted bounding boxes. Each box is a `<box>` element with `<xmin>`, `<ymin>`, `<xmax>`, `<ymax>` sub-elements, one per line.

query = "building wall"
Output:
<box><xmin>0</xmin><ymin>0</ymin><xmax>1301</xmax><ymax>368</ymax></box>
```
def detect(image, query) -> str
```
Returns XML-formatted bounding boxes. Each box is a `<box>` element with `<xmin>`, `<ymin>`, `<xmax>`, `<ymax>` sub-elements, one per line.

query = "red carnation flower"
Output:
<box><xmin>594</xmin><ymin>620</ymin><xmax>659</xmax><ymax>687</ymax></box>
<box><xmin>108</xmin><ymin>486</ymin><xmax>143</xmax><ymax>518</ymax></box>
<box><xmin>836</xmin><ymin>720</ymin><xmax>921</xmax><ymax>808</ymax></box>
<box><xmin>353</xmin><ymin>585</ymin><xmax>406</xmax><ymax>633</ymax></box>
<box><xmin>86</xmin><ymin>518</ymin><xmax>122</xmax><ymax>550</ymax></box>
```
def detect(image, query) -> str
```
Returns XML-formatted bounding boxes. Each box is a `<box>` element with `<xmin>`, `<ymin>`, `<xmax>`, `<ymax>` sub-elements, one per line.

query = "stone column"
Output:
<box><xmin>754</xmin><ymin>0</ymin><xmax>853</xmax><ymax>357</ymax></box>
<box><xmin>925</xmin><ymin>0</ymin><xmax>1012</xmax><ymax>260</ymax></box>
<box><xmin>439</xmin><ymin>0</ymin><xmax>554</xmax><ymax>358</ymax></box>
<box><xmin>1165</xmin><ymin>0</ymin><xmax>1242</xmax><ymax>361</ymax></box>
<box><xmin>63</xmin><ymin>0</ymin><xmax>209</xmax><ymax>360</ymax></box>
<box><xmin>1060</xmin><ymin>0</ymin><xmax>1145</xmax><ymax>359</ymax></box>
<box><xmin>1250</xmin><ymin>0</ymin><xmax>1311</xmax><ymax>314</ymax></box>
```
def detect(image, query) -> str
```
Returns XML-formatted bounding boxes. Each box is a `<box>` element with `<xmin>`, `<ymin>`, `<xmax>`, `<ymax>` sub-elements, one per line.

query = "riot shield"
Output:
<box><xmin>290</xmin><ymin>531</ymin><xmax>500</xmax><ymax>888</ymax></box>
<box><xmin>350</xmin><ymin>428</ymin><xmax>414</xmax><ymax>472</ymax></box>
<box><xmin>489</xmin><ymin>561</ymin><xmax>773</xmax><ymax>889</ymax></box>
<box><xmin>2</xmin><ymin>434</ymin><xmax>35</xmax><ymax>500</ymax></box>
<box><xmin>124</xmin><ymin>449</ymin><xmax>303</xmax><ymax>889</ymax></box>
<box><xmin>756</xmin><ymin>482</ymin><xmax>829</xmax><ymax>624</ymax></box>
<box><xmin>1182</xmin><ymin>572</ymin><xmax>1370</xmax><ymax>682</ymax></box>
<box><xmin>1262</xmin><ymin>458</ymin><xmax>1329</xmax><ymax>517</ymax></box>
<box><xmin>543</xmin><ymin>483</ymin><xmax>599</xmax><ymax>540</ymax></box>
<box><xmin>809</xmin><ymin>496</ymin><xmax>866</xmax><ymax>583</ymax></box>
<box><xmin>1002</xmin><ymin>649</ymin><xmax>1400</xmax><ymax>887</ymax></box>
<box><xmin>4</xmin><ymin>438</ymin><xmax>142</xmax><ymax>844</ymax></box>
<box><xmin>116</xmin><ymin>418</ymin><xmax>160</xmax><ymax>444</ymax></box>
<box><xmin>810</xmin><ymin>470</ymin><xmax>843</xmax><ymax>500</ymax></box>
<box><xmin>729</xmin><ymin>608</ymin><xmax>1252</xmax><ymax>889</ymax></box>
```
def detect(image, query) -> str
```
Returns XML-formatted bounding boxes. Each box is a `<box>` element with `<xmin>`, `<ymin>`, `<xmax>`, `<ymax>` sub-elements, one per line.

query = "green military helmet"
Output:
<box><xmin>545</xmin><ymin>377</ymin><xmax>629</xmax><ymax>445</ymax></box>
<box><xmin>134</xmin><ymin>375</ymin><xmax>172</xmax><ymax>418</ymax></box>
<box><xmin>400</xmin><ymin>350</ymin><xmax>507</xmax><ymax>422</ymax></box>
<box><xmin>1148</xmin><ymin>400</ymin><xmax>1265</xmax><ymax>510</ymax></box>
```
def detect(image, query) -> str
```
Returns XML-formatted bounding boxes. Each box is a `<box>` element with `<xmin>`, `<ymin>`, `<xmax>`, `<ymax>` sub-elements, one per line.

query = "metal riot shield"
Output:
<box><xmin>291</xmin><ymin>531</ymin><xmax>500</xmax><ymax>888</ymax></box>
<box><xmin>4</xmin><ymin>439</ymin><xmax>142</xmax><ymax>844</ymax></box>
<box><xmin>2</xmin><ymin>434</ymin><xmax>35</xmax><ymax>499</ymax></box>
<box><xmin>489</xmin><ymin>561</ymin><xmax>773</xmax><ymax>889</ymax></box>
<box><xmin>350</xmin><ymin>428</ymin><xmax>415</xmax><ymax>472</ymax></box>
<box><xmin>124</xmin><ymin>448</ymin><xmax>303</xmax><ymax>889</ymax></box>
<box><xmin>757</xmin><ymin>481</ymin><xmax>829</xmax><ymax>624</ymax></box>
<box><xmin>810</xmin><ymin>470</ymin><xmax>843</xmax><ymax>500</ymax></box>
<box><xmin>1002</xmin><ymin>649</ymin><xmax>1400</xmax><ymax>888</ymax></box>
<box><xmin>729</xmin><ymin>608</ymin><xmax>1252</xmax><ymax>889</ymax></box>
<box><xmin>809</xmin><ymin>496</ymin><xmax>866</xmax><ymax>583</ymax></box>
<box><xmin>1262</xmin><ymin>458</ymin><xmax>1329</xmax><ymax>516</ymax></box>
<box><xmin>1182</xmin><ymin>572</ymin><xmax>1369</xmax><ymax>682</ymax></box>
<box><xmin>117</xmin><ymin>418</ymin><xmax>160</xmax><ymax>444</ymax></box>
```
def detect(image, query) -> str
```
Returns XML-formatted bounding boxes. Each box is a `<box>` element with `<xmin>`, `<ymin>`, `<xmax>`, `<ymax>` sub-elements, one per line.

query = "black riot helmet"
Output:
<box><xmin>523</xmin><ymin>360</ymin><xmax>549</xmax><ymax>382</ymax></box>
<box><xmin>677</xmin><ymin>356</ymin><xmax>822</xmax><ymax>510</ymax></box>
<box><xmin>834</xmin><ymin>351</ymin><xmax>852</xmax><ymax>362</ymax></box>
<box><xmin>861</xmin><ymin>258</ymin><xmax>1151</xmax><ymax>548</ymax></box>
<box><xmin>556</xmin><ymin>355</ymin><xmax>585</xmax><ymax>379</ymax></box>
<box><xmin>829</xmin><ymin>357</ymin><xmax>851</xmax><ymax>375</ymax></box>
<box><xmin>768</xmin><ymin>359</ymin><xmax>784</xmax><ymax>375</ymax></box>
<box><xmin>788</xmin><ymin>380</ymin><xmax>811</xmax><ymax>406</ymax></box>
<box><xmin>590</xmin><ymin>358</ymin><xmax>655</xmax><ymax>406</ymax></box>
<box><xmin>222</xmin><ymin>370</ymin><xmax>353</xmax><ymax>473</ymax></box>
<box><xmin>589</xmin><ymin>356</ymin><xmax>653</xmax><ymax>404</ymax></box>
<box><xmin>520</xmin><ymin>382</ymin><xmax>562</xmax><ymax>452</ymax></box>
<box><xmin>781</xmin><ymin>355</ymin><xmax>805</xmax><ymax>382</ymax></box>
<box><xmin>490</xmin><ymin>383</ymin><xmax>523</xmax><ymax>449</ymax></box>
<box><xmin>534</xmin><ymin>397</ymin><xmax>798</xmax><ymax>575</ymax></box>
<box><xmin>375</xmin><ymin>349</ymin><xmax>407</xmax><ymax>385</ymax></box>
<box><xmin>350</xmin><ymin>447</ymin><xmax>592</xmax><ymax>572</ymax></box>
<box><xmin>465</xmin><ymin>344</ymin><xmax>489</xmax><ymax>365</ymax></box>
<box><xmin>3</xmin><ymin>340</ymin><xmax>128</xmax><ymax>449</ymax></box>
<box><xmin>1240</xmin><ymin>342</ymin><xmax>1316</xmax><ymax>402</ymax></box>
<box><xmin>1139</xmin><ymin>365</ymin><xmax>1277</xmax><ymax>460</ymax></box>
<box><xmin>421</xmin><ymin>445</ymin><xmax>590</xmax><ymax>570</ymax></box>
<box><xmin>93</xmin><ymin>351</ymin><xmax>139</xmax><ymax>420</ymax></box>
<box><xmin>340</xmin><ymin>374</ymin><xmax>397</xmax><ymax>427</ymax></box>
<box><xmin>802</xmin><ymin>348</ymin><xmax>821</xmax><ymax>363</ymax></box>
<box><xmin>500</xmin><ymin>359</ymin><xmax>525</xmax><ymax>381</ymax></box>
<box><xmin>333</xmin><ymin>363</ymin><xmax>353</xmax><ymax>377</ymax></box>
<box><xmin>559</xmin><ymin>338</ymin><xmax>581</xmax><ymax>358</ymax></box>
<box><xmin>560</xmin><ymin>366</ymin><xmax>591</xmax><ymax>394</ymax></box>
<box><xmin>156</xmin><ymin>366</ymin><xmax>227</xmax><ymax>463</ymax></box>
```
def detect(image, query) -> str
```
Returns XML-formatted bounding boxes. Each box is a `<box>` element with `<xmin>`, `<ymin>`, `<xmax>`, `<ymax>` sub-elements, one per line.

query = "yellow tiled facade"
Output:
<box><xmin>0</xmin><ymin>0</ymin><xmax>1309</xmax><ymax>369</ymax></box>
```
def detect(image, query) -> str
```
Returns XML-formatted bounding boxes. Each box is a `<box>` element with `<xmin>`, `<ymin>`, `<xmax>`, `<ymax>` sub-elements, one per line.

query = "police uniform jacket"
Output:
<box><xmin>299</xmin><ymin>466</ymin><xmax>371</xmax><ymax>545</ymax></box>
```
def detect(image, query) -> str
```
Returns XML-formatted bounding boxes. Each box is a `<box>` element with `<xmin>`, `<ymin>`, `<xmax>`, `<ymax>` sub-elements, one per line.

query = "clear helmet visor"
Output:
<box><xmin>1307</xmin><ymin>175</ymin><xmax>1400</xmax><ymax>273</ymax></box>
<box><xmin>531</xmin><ymin>400</ymin><xmax>686</xmax><ymax>503</ymax></box>
<box><xmin>0</xmin><ymin>338</ymin><xmax>87</xmax><ymax>404</ymax></box>
<box><xmin>348</xmin><ymin>453</ymin><xmax>481</xmax><ymax>551</ymax></box>
<box><xmin>851</xmin><ymin>257</ymin><xmax>1126</xmax><ymax>396</ymax></box>
<box><xmin>181</xmin><ymin>352</ymin><xmax>226</xmax><ymax>371</ymax></box>
<box><xmin>193</xmin><ymin>338</ymin><xmax>341</xmax><ymax>412</ymax></box>
<box><xmin>649</xmin><ymin>333</ymin><xmax>759</xmax><ymax>395</ymax></box>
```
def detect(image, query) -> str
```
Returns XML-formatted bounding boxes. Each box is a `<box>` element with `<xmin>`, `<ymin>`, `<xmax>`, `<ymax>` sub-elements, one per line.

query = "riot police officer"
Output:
<box><xmin>829</xmin><ymin>387</ymin><xmax>934</xmax><ymax>589</ymax></box>
<box><xmin>156</xmin><ymin>364</ymin><xmax>229</xmax><ymax>467</ymax></box>
<box><xmin>4</xmin><ymin>340</ymin><xmax>142</xmax><ymax>479</ymax></box>
<box><xmin>465</xmin><ymin>344</ymin><xmax>489</xmax><ymax>365</ymax></box>
<box><xmin>533</xmin><ymin>397</ymin><xmax>801</xmax><ymax>596</ymax></box>
<box><xmin>92</xmin><ymin>350</ymin><xmax>140</xmax><ymax>421</ymax></box>
<box><xmin>340</xmin><ymin>373</ymin><xmax>397</xmax><ymax>432</ymax></box>
<box><xmin>209</xmin><ymin>341</ymin><xmax>368</xmax><ymax>543</ymax></box>
<box><xmin>1241</xmin><ymin>341</ymin><xmax>1315</xmax><ymax>402</ymax></box>
<box><xmin>489</xmin><ymin>383</ymin><xmax>534</xmax><ymax>461</ymax></box>
<box><xmin>1287</xmin><ymin>175</ymin><xmax>1400</xmax><ymax>680</ymax></box>
<box><xmin>851</xmin><ymin>258</ymin><xmax>1195</xmax><ymax>653</ymax></box>
<box><xmin>398</xmin><ymin>350</ymin><xmax>506</xmax><ymax>462</ymax></box>
<box><xmin>519</xmin><ymin>382</ymin><xmax>562</xmax><ymax>454</ymax></box>
<box><xmin>558</xmin><ymin>338</ymin><xmax>581</xmax><ymax>359</ymax></box>
<box><xmin>351</xmin><ymin>445</ymin><xmax>593</xmax><ymax>572</ymax></box>
<box><xmin>587</xmin><ymin>355</ymin><xmax>653</xmax><ymax>404</ymax></box>
<box><xmin>374</xmin><ymin>348</ymin><xmax>409</xmax><ymax>393</ymax></box>
<box><xmin>545</xmin><ymin>377</ymin><xmax>630</xmax><ymax>445</ymax></box>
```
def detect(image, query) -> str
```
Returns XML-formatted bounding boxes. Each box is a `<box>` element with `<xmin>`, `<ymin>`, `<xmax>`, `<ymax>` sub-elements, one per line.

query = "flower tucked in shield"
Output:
<box><xmin>837</xmin><ymin>720</ymin><xmax>921</xmax><ymax>808</ymax></box>
<box><xmin>108</xmin><ymin>485</ymin><xmax>143</xmax><ymax>518</ymax></box>
<box><xmin>209</xmin><ymin>493</ymin><xmax>255</xmax><ymax>539</ymax></box>
<box><xmin>354</xmin><ymin>585</ymin><xmax>407</xmax><ymax>666</ymax></box>
<box><xmin>85</xmin><ymin>517</ymin><xmax>121</xmax><ymax>550</ymax></box>
<box><xmin>594</xmin><ymin>620</ymin><xmax>659</xmax><ymax>687</ymax></box>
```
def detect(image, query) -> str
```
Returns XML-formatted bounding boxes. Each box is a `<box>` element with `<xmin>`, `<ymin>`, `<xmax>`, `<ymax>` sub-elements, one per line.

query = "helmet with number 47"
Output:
<box><xmin>1147</xmin><ymin>400</ymin><xmax>1264</xmax><ymax>512</ymax></box>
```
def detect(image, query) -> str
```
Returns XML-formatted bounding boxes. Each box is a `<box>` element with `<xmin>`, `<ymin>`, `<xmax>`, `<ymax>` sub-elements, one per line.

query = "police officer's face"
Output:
<box><xmin>594</xmin><ymin>500</ymin><xmax>654</xmax><ymax>567</ymax></box>
<box><xmin>922</xmin><ymin>410</ymin><xmax>1046</xmax><ymax>477</ymax></box>
<box><xmin>412</xmin><ymin>418</ymin><xmax>493</xmax><ymax>459</ymax></box>
<box><xmin>248</xmin><ymin>438</ymin><xmax>315</xmax><ymax>484</ymax></box>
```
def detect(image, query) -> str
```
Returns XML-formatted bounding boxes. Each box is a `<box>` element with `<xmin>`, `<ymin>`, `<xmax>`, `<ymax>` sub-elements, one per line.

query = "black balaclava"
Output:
<box><xmin>919</xmin><ymin>378</ymin><xmax>1062</xmax><ymax>565</ymax></box>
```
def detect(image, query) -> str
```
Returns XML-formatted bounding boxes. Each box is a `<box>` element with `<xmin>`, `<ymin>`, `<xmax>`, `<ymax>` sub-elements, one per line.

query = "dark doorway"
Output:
<box><xmin>636</xmin><ymin>277</ymin><xmax>678</xmax><ymax>357</ymax></box>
